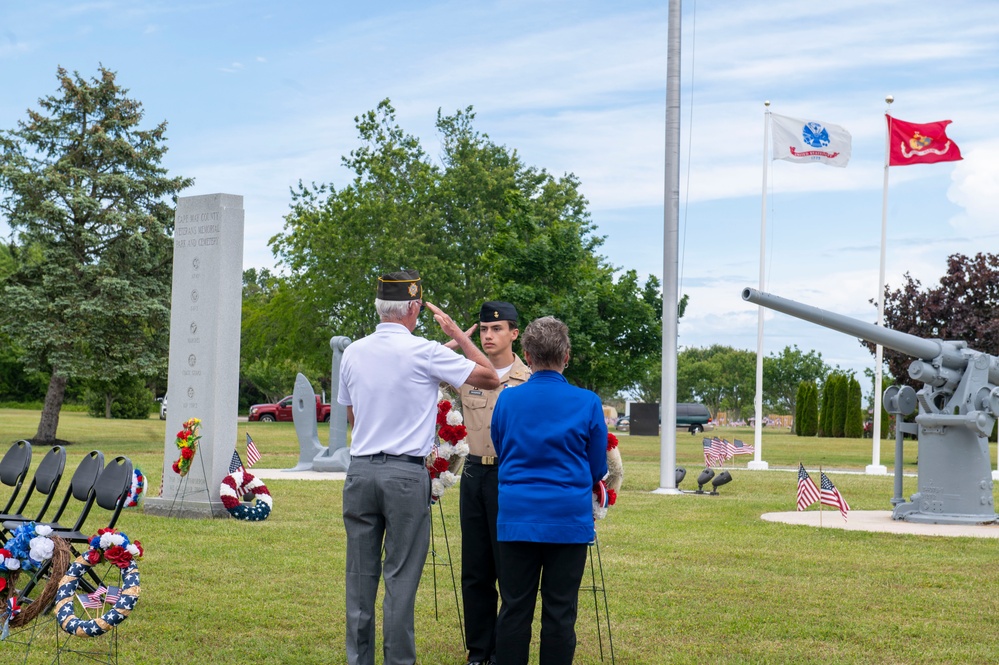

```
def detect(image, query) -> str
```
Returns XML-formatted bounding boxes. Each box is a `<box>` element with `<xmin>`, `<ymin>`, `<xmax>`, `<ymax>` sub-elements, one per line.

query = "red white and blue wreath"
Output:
<box><xmin>125</xmin><ymin>467</ymin><xmax>144</xmax><ymax>508</ymax></box>
<box><xmin>220</xmin><ymin>468</ymin><xmax>272</xmax><ymax>521</ymax></box>
<box><xmin>53</xmin><ymin>528</ymin><xmax>142</xmax><ymax>638</ymax></box>
<box><xmin>593</xmin><ymin>433</ymin><xmax>624</xmax><ymax>520</ymax></box>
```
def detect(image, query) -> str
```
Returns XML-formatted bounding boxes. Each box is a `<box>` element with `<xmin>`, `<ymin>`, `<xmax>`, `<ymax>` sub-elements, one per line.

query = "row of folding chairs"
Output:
<box><xmin>0</xmin><ymin>441</ymin><xmax>133</xmax><ymax>597</ymax></box>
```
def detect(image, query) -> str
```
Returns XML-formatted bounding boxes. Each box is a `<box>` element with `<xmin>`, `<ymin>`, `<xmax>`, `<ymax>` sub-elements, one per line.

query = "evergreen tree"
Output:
<box><xmin>845</xmin><ymin>376</ymin><xmax>864</xmax><ymax>438</ymax></box>
<box><xmin>0</xmin><ymin>67</ymin><xmax>191</xmax><ymax>438</ymax></box>
<box><xmin>818</xmin><ymin>378</ymin><xmax>831</xmax><ymax>437</ymax></box>
<box><xmin>801</xmin><ymin>381</ymin><xmax>819</xmax><ymax>436</ymax></box>
<box><xmin>832</xmin><ymin>374</ymin><xmax>848</xmax><ymax>437</ymax></box>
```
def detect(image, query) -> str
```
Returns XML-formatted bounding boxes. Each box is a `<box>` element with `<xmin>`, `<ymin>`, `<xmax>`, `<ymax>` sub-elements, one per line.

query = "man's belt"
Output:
<box><xmin>355</xmin><ymin>452</ymin><xmax>425</xmax><ymax>465</ymax></box>
<box><xmin>466</xmin><ymin>454</ymin><xmax>497</xmax><ymax>466</ymax></box>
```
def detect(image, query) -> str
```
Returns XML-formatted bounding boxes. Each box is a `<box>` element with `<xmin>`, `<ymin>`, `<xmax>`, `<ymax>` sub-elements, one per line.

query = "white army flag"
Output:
<box><xmin>771</xmin><ymin>113</ymin><xmax>851</xmax><ymax>167</ymax></box>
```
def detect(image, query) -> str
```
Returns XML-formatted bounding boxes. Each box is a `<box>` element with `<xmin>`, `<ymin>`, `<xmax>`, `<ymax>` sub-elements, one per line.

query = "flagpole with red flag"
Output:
<box><xmin>870</xmin><ymin>96</ymin><xmax>894</xmax><ymax>478</ymax></box>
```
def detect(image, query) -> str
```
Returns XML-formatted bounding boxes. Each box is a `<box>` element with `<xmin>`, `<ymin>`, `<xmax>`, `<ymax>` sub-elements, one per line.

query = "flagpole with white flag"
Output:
<box><xmin>749</xmin><ymin>102</ymin><xmax>770</xmax><ymax>470</ymax></box>
<box><xmin>869</xmin><ymin>95</ymin><xmax>893</xmax><ymax>476</ymax></box>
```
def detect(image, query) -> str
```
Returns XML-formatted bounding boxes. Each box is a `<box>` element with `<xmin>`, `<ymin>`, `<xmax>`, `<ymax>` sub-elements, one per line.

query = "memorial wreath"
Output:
<box><xmin>427</xmin><ymin>397</ymin><xmax>469</xmax><ymax>502</ymax></box>
<box><xmin>0</xmin><ymin>522</ymin><xmax>71</xmax><ymax>637</ymax></box>
<box><xmin>593</xmin><ymin>432</ymin><xmax>624</xmax><ymax>520</ymax></box>
<box><xmin>126</xmin><ymin>467</ymin><xmax>145</xmax><ymax>508</ymax></box>
<box><xmin>172</xmin><ymin>417</ymin><xmax>202</xmax><ymax>476</ymax></box>
<box><xmin>53</xmin><ymin>528</ymin><xmax>143</xmax><ymax>638</ymax></box>
<box><xmin>220</xmin><ymin>468</ymin><xmax>273</xmax><ymax>521</ymax></box>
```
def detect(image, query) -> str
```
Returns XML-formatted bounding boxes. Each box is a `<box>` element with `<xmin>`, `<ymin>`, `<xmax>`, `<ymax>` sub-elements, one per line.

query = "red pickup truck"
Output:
<box><xmin>248</xmin><ymin>395</ymin><xmax>332</xmax><ymax>422</ymax></box>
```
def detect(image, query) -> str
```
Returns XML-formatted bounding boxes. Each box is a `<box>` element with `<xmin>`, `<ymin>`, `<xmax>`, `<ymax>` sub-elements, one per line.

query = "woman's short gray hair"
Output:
<box><xmin>522</xmin><ymin>316</ymin><xmax>570</xmax><ymax>370</ymax></box>
<box><xmin>375</xmin><ymin>298</ymin><xmax>417</xmax><ymax>321</ymax></box>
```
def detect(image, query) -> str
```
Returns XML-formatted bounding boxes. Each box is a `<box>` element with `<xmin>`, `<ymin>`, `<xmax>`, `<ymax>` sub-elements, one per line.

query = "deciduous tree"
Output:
<box><xmin>270</xmin><ymin>100</ymin><xmax>661</xmax><ymax>397</ymax></box>
<box><xmin>874</xmin><ymin>253</ymin><xmax>999</xmax><ymax>386</ymax></box>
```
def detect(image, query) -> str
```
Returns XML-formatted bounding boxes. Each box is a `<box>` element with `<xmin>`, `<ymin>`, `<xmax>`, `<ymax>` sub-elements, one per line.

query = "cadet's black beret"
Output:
<box><xmin>479</xmin><ymin>301</ymin><xmax>519</xmax><ymax>325</ymax></box>
<box><xmin>377</xmin><ymin>270</ymin><xmax>422</xmax><ymax>301</ymax></box>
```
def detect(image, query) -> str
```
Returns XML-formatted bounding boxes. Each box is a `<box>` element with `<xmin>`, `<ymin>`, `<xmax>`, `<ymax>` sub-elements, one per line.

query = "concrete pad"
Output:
<box><xmin>248</xmin><ymin>468</ymin><xmax>345</xmax><ymax>481</ymax></box>
<box><xmin>762</xmin><ymin>510</ymin><xmax>999</xmax><ymax>539</ymax></box>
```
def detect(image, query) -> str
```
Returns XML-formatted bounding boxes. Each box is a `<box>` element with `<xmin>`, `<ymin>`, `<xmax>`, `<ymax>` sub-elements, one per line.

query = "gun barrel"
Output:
<box><xmin>741</xmin><ymin>288</ymin><xmax>943</xmax><ymax>361</ymax></box>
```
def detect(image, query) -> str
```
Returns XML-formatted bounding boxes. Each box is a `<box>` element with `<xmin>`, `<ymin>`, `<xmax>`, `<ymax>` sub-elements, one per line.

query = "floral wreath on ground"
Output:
<box><xmin>172</xmin><ymin>418</ymin><xmax>202</xmax><ymax>476</ymax></box>
<box><xmin>126</xmin><ymin>467</ymin><xmax>144</xmax><ymax>508</ymax></box>
<box><xmin>220</xmin><ymin>467</ymin><xmax>272</xmax><ymax>521</ymax></box>
<box><xmin>593</xmin><ymin>432</ymin><xmax>624</xmax><ymax>520</ymax></box>
<box><xmin>54</xmin><ymin>528</ymin><xmax>142</xmax><ymax>638</ymax></box>
<box><xmin>426</xmin><ymin>395</ymin><xmax>469</xmax><ymax>502</ymax></box>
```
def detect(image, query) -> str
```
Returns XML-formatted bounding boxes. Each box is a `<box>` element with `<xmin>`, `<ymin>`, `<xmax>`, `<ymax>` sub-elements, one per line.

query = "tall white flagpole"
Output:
<box><xmin>654</xmin><ymin>0</ymin><xmax>681</xmax><ymax>493</ymax></box>
<box><xmin>749</xmin><ymin>102</ymin><xmax>770</xmax><ymax>470</ymax></box>
<box><xmin>868</xmin><ymin>95</ymin><xmax>893</xmax><ymax>476</ymax></box>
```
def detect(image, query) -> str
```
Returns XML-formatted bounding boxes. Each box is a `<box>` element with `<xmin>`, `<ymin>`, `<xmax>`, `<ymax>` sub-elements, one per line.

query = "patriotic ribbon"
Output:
<box><xmin>1</xmin><ymin>596</ymin><xmax>21</xmax><ymax>640</ymax></box>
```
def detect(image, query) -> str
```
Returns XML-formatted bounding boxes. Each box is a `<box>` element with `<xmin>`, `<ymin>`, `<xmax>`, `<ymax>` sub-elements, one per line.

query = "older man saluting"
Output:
<box><xmin>337</xmin><ymin>269</ymin><xmax>500</xmax><ymax>665</ymax></box>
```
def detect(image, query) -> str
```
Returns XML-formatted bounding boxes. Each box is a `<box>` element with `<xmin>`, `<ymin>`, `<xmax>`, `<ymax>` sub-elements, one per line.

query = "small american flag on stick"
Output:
<box><xmin>820</xmin><ymin>472</ymin><xmax>850</xmax><ymax>521</ymax></box>
<box><xmin>797</xmin><ymin>463</ymin><xmax>819</xmax><ymax>511</ymax></box>
<box><xmin>246</xmin><ymin>432</ymin><xmax>261</xmax><ymax>467</ymax></box>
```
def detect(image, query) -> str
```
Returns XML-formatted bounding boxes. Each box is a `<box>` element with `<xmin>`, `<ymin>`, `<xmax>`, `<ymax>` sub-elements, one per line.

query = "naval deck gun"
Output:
<box><xmin>743</xmin><ymin>287</ymin><xmax>999</xmax><ymax>525</ymax></box>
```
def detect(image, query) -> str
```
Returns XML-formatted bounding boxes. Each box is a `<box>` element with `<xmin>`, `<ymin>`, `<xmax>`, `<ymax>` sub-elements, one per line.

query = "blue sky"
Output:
<box><xmin>3</xmin><ymin>0</ymin><xmax>999</xmax><ymax>396</ymax></box>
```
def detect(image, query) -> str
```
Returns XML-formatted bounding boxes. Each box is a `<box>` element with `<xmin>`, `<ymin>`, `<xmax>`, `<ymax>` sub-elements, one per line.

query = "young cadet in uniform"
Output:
<box><xmin>338</xmin><ymin>270</ymin><xmax>499</xmax><ymax>665</ymax></box>
<box><xmin>458</xmin><ymin>301</ymin><xmax>531</xmax><ymax>665</ymax></box>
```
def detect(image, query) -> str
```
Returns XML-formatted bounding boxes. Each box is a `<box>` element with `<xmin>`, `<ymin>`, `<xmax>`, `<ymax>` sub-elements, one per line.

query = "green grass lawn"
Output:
<box><xmin>0</xmin><ymin>410</ymin><xmax>997</xmax><ymax>664</ymax></box>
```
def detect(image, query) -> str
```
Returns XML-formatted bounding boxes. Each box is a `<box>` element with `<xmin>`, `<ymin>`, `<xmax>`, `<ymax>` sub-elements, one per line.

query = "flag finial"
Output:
<box><xmin>885</xmin><ymin>94</ymin><xmax>894</xmax><ymax>105</ymax></box>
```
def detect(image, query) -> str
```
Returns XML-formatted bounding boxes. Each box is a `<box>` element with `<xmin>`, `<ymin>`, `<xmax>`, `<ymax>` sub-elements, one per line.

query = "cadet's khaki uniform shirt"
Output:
<box><xmin>459</xmin><ymin>355</ymin><xmax>531</xmax><ymax>458</ymax></box>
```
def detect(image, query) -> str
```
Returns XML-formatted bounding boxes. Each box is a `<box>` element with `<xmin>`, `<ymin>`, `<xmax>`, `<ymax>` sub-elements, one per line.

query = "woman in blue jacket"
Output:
<box><xmin>491</xmin><ymin>316</ymin><xmax>608</xmax><ymax>665</ymax></box>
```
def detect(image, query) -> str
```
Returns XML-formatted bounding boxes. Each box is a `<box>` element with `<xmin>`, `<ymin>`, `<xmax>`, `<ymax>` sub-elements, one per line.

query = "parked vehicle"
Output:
<box><xmin>676</xmin><ymin>402</ymin><xmax>713</xmax><ymax>434</ymax></box>
<box><xmin>615</xmin><ymin>404</ymin><xmax>714</xmax><ymax>434</ymax></box>
<box><xmin>248</xmin><ymin>395</ymin><xmax>331</xmax><ymax>422</ymax></box>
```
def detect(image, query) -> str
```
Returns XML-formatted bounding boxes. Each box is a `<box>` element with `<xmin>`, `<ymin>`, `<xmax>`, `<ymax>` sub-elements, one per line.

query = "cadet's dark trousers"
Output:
<box><xmin>343</xmin><ymin>456</ymin><xmax>430</xmax><ymax>665</ymax></box>
<box><xmin>459</xmin><ymin>461</ymin><xmax>501</xmax><ymax>663</ymax></box>
<box><xmin>493</xmin><ymin>541</ymin><xmax>587</xmax><ymax>665</ymax></box>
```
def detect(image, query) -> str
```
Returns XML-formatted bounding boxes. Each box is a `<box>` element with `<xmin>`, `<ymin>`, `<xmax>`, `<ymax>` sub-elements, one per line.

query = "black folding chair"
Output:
<box><xmin>4</xmin><ymin>450</ymin><xmax>105</xmax><ymax>536</ymax></box>
<box><xmin>49</xmin><ymin>455</ymin><xmax>133</xmax><ymax>544</ymax></box>
<box><xmin>0</xmin><ymin>440</ymin><xmax>32</xmax><ymax>515</ymax></box>
<box><xmin>0</xmin><ymin>445</ymin><xmax>66</xmax><ymax>537</ymax></box>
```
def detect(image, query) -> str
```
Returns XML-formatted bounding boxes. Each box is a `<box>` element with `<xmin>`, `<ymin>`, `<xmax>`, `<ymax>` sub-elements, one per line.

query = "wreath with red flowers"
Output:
<box><xmin>426</xmin><ymin>398</ymin><xmax>469</xmax><ymax>502</ymax></box>
<box><xmin>53</xmin><ymin>528</ymin><xmax>142</xmax><ymax>638</ymax></box>
<box><xmin>172</xmin><ymin>418</ymin><xmax>201</xmax><ymax>476</ymax></box>
<box><xmin>594</xmin><ymin>432</ymin><xmax>624</xmax><ymax>520</ymax></box>
<box><xmin>220</xmin><ymin>468</ymin><xmax>272</xmax><ymax>521</ymax></box>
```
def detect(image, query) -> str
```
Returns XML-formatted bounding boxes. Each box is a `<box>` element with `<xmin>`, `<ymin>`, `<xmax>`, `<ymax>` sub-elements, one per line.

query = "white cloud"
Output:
<box><xmin>948</xmin><ymin>140</ymin><xmax>999</xmax><ymax>234</ymax></box>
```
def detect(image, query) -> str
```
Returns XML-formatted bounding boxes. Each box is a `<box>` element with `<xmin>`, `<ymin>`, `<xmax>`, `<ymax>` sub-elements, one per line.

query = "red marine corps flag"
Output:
<box><xmin>887</xmin><ymin>115</ymin><xmax>962</xmax><ymax>166</ymax></box>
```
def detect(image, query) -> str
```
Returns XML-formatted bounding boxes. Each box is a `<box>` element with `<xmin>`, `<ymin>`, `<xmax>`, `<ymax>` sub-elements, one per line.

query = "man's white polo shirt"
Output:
<box><xmin>338</xmin><ymin>322</ymin><xmax>476</xmax><ymax>457</ymax></box>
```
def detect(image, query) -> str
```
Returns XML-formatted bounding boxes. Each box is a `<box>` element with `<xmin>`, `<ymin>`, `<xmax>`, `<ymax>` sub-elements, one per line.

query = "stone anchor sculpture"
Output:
<box><xmin>289</xmin><ymin>337</ymin><xmax>351</xmax><ymax>471</ymax></box>
<box><xmin>743</xmin><ymin>287</ymin><xmax>999</xmax><ymax>525</ymax></box>
<box><xmin>286</xmin><ymin>336</ymin><xmax>352</xmax><ymax>473</ymax></box>
<box><xmin>286</xmin><ymin>373</ymin><xmax>324</xmax><ymax>471</ymax></box>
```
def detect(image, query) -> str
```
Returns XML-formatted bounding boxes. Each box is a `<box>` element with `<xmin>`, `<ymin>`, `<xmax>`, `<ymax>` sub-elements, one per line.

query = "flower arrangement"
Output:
<box><xmin>594</xmin><ymin>432</ymin><xmax>624</xmax><ymax>520</ymax></box>
<box><xmin>426</xmin><ymin>397</ymin><xmax>469</xmax><ymax>501</ymax></box>
<box><xmin>0</xmin><ymin>523</ymin><xmax>71</xmax><ymax>637</ymax></box>
<box><xmin>1</xmin><ymin>522</ymin><xmax>56</xmax><ymax>577</ymax></box>
<box><xmin>86</xmin><ymin>528</ymin><xmax>143</xmax><ymax>569</ymax></box>
<box><xmin>126</xmin><ymin>467</ymin><xmax>145</xmax><ymax>507</ymax></box>
<box><xmin>172</xmin><ymin>418</ymin><xmax>202</xmax><ymax>476</ymax></box>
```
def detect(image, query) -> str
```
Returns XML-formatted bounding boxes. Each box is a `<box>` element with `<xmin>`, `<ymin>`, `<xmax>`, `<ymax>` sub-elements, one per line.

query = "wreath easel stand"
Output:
<box><xmin>52</xmin><ymin>562</ymin><xmax>127</xmax><ymax>665</ymax></box>
<box><xmin>426</xmin><ymin>497</ymin><xmax>465</xmax><ymax>650</ymax></box>
<box><xmin>581</xmin><ymin>533</ymin><xmax>615</xmax><ymax>664</ymax></box>
<box><xmin>166</xmin><ymin>442</ymin><xmax>213</xmax><ymax>518</ymax></box>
